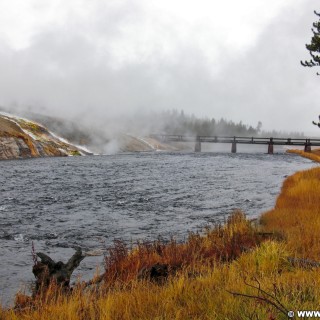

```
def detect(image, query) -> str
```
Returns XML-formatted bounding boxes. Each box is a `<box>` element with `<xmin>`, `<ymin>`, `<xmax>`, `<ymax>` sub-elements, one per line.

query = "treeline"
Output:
<box><xmin>157</xmin><ymin>110</ymin><xmax>304</xmax><ymax>138</ymax></box>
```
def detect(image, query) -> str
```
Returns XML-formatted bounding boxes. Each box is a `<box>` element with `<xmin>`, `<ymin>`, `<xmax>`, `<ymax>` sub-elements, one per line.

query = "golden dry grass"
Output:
<box><xmin>287</xmin><ymin>148</ymin><xmax>320</xmax><ymax>162</ymax></box>
<box><xmin>261</xmin><ymin>166</ymin><xmax>320</xmax><ymax>259</ymax></box>
<box><xmin>2</xmin><ymin>241</ymin><xmax>320</xmax><ymax>320</ymax></box>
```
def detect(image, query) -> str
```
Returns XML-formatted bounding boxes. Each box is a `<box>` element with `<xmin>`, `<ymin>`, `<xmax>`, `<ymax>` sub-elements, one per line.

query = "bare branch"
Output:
<box><xmin>244</xmin><ymin>277</ymin><xmax>289</xmax><ymax>313</ymax></box>
<box><xmin>227</xmin><ymin>290</ymin><xmax>288</xmax><ymax>316</ymax></box>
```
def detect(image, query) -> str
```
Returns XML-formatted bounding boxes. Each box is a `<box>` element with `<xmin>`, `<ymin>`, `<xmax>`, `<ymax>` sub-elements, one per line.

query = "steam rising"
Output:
<box><xmin>0</xmin><ymin>0</ymin><xmax>319</xmax><ymax>135</ymax></box>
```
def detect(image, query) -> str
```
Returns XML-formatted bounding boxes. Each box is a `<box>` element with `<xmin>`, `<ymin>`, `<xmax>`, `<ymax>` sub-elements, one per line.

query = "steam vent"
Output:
<box><xmin>0</xmin><ymin>112</ymin><xmax>91</xmax><ymax>160</ymax></box>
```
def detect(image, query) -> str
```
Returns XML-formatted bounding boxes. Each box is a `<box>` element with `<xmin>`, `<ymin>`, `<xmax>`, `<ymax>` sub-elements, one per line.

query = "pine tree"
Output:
<box><xmin>301</xmin><ymin>11</ymin><xmax>320</xmax><ymax>74</ymax></box>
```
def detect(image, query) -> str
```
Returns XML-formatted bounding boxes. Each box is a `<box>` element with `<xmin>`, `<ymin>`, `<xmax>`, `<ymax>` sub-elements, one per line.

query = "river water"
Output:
<box><xmin>0</xmin><ymin>149</ymin><xmax>315</xmax><ymax>305</ymax></box>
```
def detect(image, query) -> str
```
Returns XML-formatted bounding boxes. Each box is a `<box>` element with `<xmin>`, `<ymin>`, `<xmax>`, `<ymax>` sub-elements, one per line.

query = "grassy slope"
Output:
<box><xmin>261</xmin><ymin>167</ymin><xmax>320</xmax><ymax>259</ymax></box>
<box><xmin>1</xmin><ymin>152</ymin><xmax>320</xmax><ymax>319</ymax></box>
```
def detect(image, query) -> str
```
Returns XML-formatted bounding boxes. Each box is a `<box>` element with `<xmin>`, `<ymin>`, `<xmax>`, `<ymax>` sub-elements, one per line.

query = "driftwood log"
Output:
<box><xmin>287</xmin><ymin>257</ymin><xmax>320</xmax><ymax>269</ymax></box>
<box><xmin>32</xmin><ymin>248</ymin><xmax>85</xmax><ymax>293</ymax></box>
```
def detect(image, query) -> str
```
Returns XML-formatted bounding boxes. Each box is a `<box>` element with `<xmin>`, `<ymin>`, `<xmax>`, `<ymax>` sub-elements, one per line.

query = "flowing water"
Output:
<box><xmin>0</xmin><ymin>150</ymin><xmax>316</xmax><ymax>305</ymax></box>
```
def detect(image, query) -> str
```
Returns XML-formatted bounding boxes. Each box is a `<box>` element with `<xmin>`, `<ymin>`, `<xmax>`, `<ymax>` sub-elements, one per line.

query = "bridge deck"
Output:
<box><xmin>151</xmin><ymin>135</ymin><xmax>320</xmax><ymax>146</ymax></box>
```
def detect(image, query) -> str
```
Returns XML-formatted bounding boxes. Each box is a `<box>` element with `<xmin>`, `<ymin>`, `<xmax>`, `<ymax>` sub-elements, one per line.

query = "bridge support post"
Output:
<box><xmin>231</xmin><ymin>142</ymin><xmax>237</xmax><ymax>153</ymax></box>
<box><xmin>268</xmin><ymin>143</ymin><xmax>274</xmax><ymax>154</ymax></box>
<box><xmin>268</xmin><ymin>138</ymin><xmax>274</xmax><ymax>154</ymax></box>
<box><xmin>195</xmin><ymin>138</ymin><xmax>201</xmax><ymax>152</ymax></box>
<box><xmin>304</xmin><ymin>139</ymin><xmax>311</xmax><ymax>152</ymax></box>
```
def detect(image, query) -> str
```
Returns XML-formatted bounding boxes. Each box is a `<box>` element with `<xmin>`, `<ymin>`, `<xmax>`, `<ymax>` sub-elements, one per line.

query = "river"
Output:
<box><xmin>0</xmin><ymin>149</ymin><xmax>315</xmax><ymax>305</ymax></box>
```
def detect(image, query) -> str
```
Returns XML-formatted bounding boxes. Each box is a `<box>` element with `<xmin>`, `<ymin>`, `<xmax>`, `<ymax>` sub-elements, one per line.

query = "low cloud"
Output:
<box><xmin>0</xmin><ymin>0</ymin><xmax>318</xmax><ymax>135</ymax></box>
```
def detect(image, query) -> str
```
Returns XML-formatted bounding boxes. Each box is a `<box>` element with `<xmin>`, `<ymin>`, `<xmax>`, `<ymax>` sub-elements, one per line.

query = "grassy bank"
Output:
<box><xmin>287</xmin><ymin>148</ymin><xmax>320</xmax><ymax>163</ymax></box>
<box><xmin>1</xmin><ymin>154</ymin><xmax>320</xmax><ymax>319</ymax></box>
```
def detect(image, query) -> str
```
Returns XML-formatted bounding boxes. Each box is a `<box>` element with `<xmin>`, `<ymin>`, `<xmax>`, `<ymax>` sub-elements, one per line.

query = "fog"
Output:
<box><xmin>0</xmin><ymin>0</ymin><xmax>319</xmax><ymax>136</ymax></box>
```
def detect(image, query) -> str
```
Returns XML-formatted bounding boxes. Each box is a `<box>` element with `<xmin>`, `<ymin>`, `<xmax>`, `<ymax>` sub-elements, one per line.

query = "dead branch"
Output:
<box><xmin>227</xmin><ymin>277</ymin><xmax>289</xmax><ymax>317</ymax></box>
<box><xmin>287</xmin><ymin>257</ymin><xmax>320</xmax><ymax>268</ymax></box>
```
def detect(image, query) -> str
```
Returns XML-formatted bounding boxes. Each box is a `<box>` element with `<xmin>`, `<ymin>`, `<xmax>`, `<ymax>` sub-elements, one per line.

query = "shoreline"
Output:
<box><xmin>1</xmin><ymin>151</ymin><xmax>319</xmax><ymax>318</ymax></box>
<box><xmin>286</xmin><ymin>148</ymin><xmax>320</xmax><ymax>162</ymax></box>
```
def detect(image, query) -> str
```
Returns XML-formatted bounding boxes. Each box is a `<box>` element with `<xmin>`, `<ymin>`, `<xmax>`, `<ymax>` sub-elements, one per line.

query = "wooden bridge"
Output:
<box><xmin>150</xmin><ymin>134</ymin><xmax>320</xmax><ymax>154</ymax></box>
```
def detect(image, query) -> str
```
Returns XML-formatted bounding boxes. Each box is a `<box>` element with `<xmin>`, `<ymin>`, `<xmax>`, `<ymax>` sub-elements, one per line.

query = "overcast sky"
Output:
<box><xmin>0</xmin><ymin>0</ymin><xmax>319</xmax><ymax>134</ymax></box>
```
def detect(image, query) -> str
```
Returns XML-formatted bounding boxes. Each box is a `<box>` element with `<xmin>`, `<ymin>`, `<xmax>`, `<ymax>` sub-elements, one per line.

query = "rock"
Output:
<box><xmin>137</xmin><ymin>263</ymin><xmax>169</xmax><ymax>283</ymax></box>
<box><xmin>0</xmin><ymin>137</ymin><xmax>31</xmax><ymax>159</ymax></box>
<box><xmin>84</xmin><ymin>249</ymin><xmax>104</xmax><ymax>256</ymax></box>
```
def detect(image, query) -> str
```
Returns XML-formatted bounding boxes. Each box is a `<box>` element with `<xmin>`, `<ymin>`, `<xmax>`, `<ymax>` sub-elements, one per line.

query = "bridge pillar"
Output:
<box><xmin>268</xmin><ymin>138</ymin><xmax>274</xmax><ymax>154</ymax></box>
<box><xmin>231</xmin><ymin>142</ymin><xmax>237</xmax><ymax>153</ymax></box>
<box><xmin>304</xmin><ymin>139</ymin><xmax>311</xmax><ymax>152</ymax></box>
<box><xmin>195</xmin><ymin>141</ymin><xmax>201</xmax><ymax>152</ymax></box>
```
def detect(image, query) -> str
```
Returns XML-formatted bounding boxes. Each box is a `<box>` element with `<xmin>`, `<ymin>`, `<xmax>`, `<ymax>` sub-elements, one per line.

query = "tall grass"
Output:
<box><xmin>3</xmin><ymin>240</ymin><xmax>320</xmax><ymax>319</ymax></box>
<box><xmin>103</xmin><ymin>210</ymin><xmax>261</xmax><ymax>287</ymax></box>
<box><xmin>261</xmin><ymin>166</ymin><xmax>320</xmax><ymax>259</ymax></box>
<box><xmin>287</xmin><ymin>148</ymin><xmax>320</xmax><ymax>162</ymax></box>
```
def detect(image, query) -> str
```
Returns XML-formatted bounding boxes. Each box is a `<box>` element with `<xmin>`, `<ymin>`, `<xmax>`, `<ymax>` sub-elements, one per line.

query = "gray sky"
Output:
<box><xmin>0</xmin><ymin>0</ymin><xmax>319</xmax><ymax>134</ymax></box>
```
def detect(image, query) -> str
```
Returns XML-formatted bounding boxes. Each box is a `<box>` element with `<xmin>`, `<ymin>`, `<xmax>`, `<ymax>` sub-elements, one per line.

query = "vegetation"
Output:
<box><xmin>1</xmin><ymin>154</ymin><xmax>320</xmax><ymax>319</ymax></box>
<box><xmin>19</xmin><ymin>119</ymin><xmax>47</xmax><ymax>135</ymax></box>
<box><xmin>157</xmin><ymin>110</ymin><xmax>304</xmax><ymax>138</ymax></box>
<box><xmin>287</xmin><ymin>148</ymin><xmax>320</xmax><ymax>163</ymax></box>
<box><xmin>70</xmin><ymin>150</ymin><xmax>81</xmax><ymax>156</ymax></box>
<box><xmin>301</xmin><ymin>10</ymin><xmax>320</xmax><ymax>74</ymax></box>
<box><xmin>261</xmin><ymin>166</ymin><xmax>320</xmax><ymax>260</ymax></box>
<box><xmin>159</xmin><ymin>110</ymin><xmax>259</xmax><ymax>136</ymax></box>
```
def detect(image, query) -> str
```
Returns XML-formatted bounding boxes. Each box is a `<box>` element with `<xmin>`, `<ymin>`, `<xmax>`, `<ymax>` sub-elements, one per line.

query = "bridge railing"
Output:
<box><xmin>150</xmin><ymin>134</ymin><xmax>320</xmax><ymax>148</ymax></box>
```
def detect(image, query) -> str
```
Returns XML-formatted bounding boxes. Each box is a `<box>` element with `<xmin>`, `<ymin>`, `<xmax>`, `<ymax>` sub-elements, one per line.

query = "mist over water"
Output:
<box><xmin>0</xmin><ymin>151</ymin><xmax>315</xmax><ymax>305</ymax></box>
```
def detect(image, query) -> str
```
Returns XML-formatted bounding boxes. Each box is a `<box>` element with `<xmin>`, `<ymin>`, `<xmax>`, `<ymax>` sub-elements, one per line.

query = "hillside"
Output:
<box><xmin>0</xmin><ymin>112</ymin><xmax>178</xmax><ymax>159</ymax></box>
<box><xmin>16</xmin><ymin>111</ymin><xmax>177</xmax><ymax>153</ymax></box>
<box><xmin>0</xmin><ymin>113</ymin><xmax>92</xmax><ymax>160</ymax></box>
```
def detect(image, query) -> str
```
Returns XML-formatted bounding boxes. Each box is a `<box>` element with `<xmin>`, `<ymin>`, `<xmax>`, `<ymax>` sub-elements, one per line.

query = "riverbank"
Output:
<box><xmin>287</xmin><ymin>148</ymin><xmax>320</xmax><ymax>162</ymax></box>
<box><xmin>0</xmin><ymin>153</ymin><xmax>319</xmax><ymax>319</ymax></box>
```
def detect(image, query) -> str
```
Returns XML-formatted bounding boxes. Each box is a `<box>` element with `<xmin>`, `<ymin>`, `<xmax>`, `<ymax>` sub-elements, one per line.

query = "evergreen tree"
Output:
<box><xmin>301</xmin><ymin>11</ymin><xmax>320</xmax><ymax>74</ymax></box>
